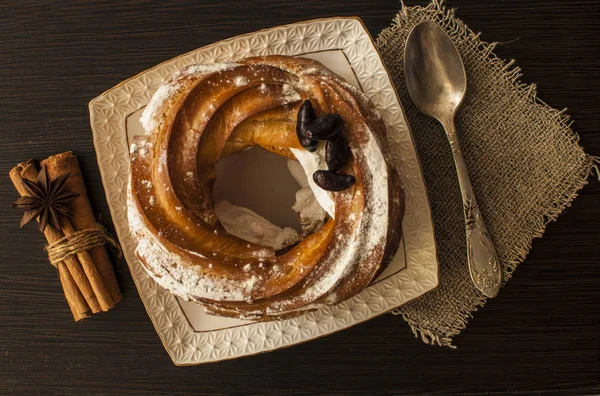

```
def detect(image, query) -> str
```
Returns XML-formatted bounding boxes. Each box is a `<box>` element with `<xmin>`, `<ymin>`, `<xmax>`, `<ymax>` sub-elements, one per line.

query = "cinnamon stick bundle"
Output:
<box><xmin>10</xmin><ymin>153</ymin><xmax>121</xmax><ymax>321</ymax></box>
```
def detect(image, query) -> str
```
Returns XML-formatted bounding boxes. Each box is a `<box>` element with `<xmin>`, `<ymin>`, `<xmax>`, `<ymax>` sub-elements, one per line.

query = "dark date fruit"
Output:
<box><xmin>298</xmin><ymin>135</ymin><xmax>318</xmax><ymax>152</ymax></box>
<box><xmin>296</xmin><ymin>100</ymin><xmax>318</xmax><ymax>152</ymax></box>
<box><xmin>313</xmin><ymin>170</ymin><xmax>356</xmax><ymax>191</ymax></box>
<box><xmin>325</xmin><ymin>133</ymin><xmax>351</xmax><ymax>172</ymax></box>
<box><xmin>306</xmin><ymin>114</ymin><xmax>344</xmax><ymax>140</ymax></box>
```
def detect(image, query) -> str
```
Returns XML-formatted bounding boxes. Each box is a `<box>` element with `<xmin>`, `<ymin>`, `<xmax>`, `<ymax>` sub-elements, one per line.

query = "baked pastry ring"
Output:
<box><xmin>128</xmin><ymin>55</ymin><xmax>404</xmax><ymax>320</ymax></box>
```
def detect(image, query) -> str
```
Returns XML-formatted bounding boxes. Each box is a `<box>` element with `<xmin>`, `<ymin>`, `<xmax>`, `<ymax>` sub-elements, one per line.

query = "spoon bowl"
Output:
<box><xmin>404</xmin><ymin>21</ymin><xmax>466</xmax><ymax>124</ymax></box>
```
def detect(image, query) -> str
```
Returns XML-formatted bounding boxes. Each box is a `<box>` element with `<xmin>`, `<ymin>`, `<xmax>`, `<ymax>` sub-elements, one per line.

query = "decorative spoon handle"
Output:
<box><xmin>443</xmin><ymin>120</ymin><xmax>502</xmax><ymax>298</ymax></box>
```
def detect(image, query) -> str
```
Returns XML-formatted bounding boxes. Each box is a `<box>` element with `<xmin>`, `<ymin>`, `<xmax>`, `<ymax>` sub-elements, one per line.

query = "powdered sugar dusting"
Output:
<box><xmin>139</xmin><ymin>83</ymin><xmax>178</xmax><ymax>133</ymax></box>
<box><xmin>140</xmin><ymin>62</ymin><xmax>238</xmax><ymax>133</ymax></box>
<box><xmin>281</xmin><ymin>83</ymin><xmax>301</xmax><ymax>104</ymax></box>
<box><xmin>355</xmin><ymin>128</ymin><xmax>389</xmax><ymax>255</ymax></box>
<box><xmin>233</xmin><ymin>75</ymin><xmax>248</xmax><ymax>86</ymax></box>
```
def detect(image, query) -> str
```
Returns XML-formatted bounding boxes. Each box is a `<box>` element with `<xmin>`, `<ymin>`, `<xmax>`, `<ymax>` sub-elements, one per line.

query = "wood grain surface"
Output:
<box><xmin>0</xmin><ymin>1</ymin><xmax>598</xmax><ymax>395</ymax></box>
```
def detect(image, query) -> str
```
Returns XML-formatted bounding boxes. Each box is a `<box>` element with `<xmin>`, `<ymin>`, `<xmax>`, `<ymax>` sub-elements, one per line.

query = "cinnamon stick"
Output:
<box><xmin>58</xmin><ymin>262</ymin><xmax>91</xmax><ymax>321</ymax></box>
<box><xmin>41</xmin><ymin>152</ymin><xmax>122</xmax><ymax>305</ymax></box>
<box><xmin>16</xmin><ymin>162</ymin><xmax>115</xmax><ymax>312</ymax></box>
<box><xmin>61</xmin><ymin>217</ymin><xmax>114</xmax><ymax>311</ymax></box>
<box><xmin>9</xmin><ymin>160</ymin><xmax>97</xmax><ymax>320</ymax></box>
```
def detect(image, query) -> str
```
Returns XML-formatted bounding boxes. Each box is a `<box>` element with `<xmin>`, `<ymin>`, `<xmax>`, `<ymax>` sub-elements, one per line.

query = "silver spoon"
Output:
<box><xmin>404</xmin><ymin>21</ymin><xmax>501</xmax><ymax>298</ymax></box>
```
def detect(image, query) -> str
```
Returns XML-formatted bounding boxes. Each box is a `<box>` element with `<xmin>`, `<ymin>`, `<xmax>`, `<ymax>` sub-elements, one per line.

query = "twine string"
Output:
<box><xmin>46</xmin><ymin>224</ymin><xmax>121</xmax><ymax>267</ymax></box>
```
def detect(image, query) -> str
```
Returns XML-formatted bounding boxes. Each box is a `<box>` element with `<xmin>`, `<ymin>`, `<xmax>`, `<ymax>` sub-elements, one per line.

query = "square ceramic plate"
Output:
<box><xmin>89</xmin><ymin>17</ymin><xmax>438</xmax><ymax>365</ymax></box>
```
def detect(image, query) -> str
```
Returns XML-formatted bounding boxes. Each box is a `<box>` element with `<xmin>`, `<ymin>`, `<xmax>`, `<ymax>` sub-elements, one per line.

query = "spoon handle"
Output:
<box><xmin>443</xmin><ymin>120</ymin><xmax>502</xmax><ymax>298</ymax></box>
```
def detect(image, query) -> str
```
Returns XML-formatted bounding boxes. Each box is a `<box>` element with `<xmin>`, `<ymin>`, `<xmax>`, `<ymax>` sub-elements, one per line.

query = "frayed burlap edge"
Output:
<box><xmin>376</xmin><ymin>0</ymin><xmax>599</xmax><ymax>347</ymax></box>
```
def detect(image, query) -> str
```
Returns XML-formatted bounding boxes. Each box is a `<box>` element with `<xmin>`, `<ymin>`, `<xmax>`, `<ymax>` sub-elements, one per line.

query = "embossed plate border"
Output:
<box><xmin>89</xmin><ymin>17</ymin><xmax>438</xmax><ymax>365</ymax></box>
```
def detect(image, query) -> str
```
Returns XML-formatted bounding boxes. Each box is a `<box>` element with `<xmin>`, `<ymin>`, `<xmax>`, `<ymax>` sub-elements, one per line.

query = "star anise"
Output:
<box><xmin>11</xmin><ymin>165</ymin><xmax>79</xmax><ymax>233</ymax></box>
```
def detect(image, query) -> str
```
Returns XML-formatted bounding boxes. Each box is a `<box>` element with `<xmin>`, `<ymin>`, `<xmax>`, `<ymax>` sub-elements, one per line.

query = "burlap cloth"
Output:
<box><xmin>376</xmin><ymin>0</ymin><xmax>598</xmax><ymax>347</ymax></box>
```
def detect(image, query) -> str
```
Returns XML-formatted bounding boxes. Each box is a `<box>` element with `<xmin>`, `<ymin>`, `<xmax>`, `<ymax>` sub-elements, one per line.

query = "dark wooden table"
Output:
<box><xmin>1</xmin><ymin>1</ymin><xmax>598</xmax><ymax>394</ymax></box>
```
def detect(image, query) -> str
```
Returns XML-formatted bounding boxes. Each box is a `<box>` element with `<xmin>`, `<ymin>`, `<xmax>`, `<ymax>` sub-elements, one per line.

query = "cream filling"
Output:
<box><xmin>212</xmin><ymin>150</ymin><xmax>332</xmax><ymax>250</ymax></box>
<box><xmin>290</xmin><ymin>145</ymin><xmax>336</xmax><ymax>218</ymax></box>
<box><xmin>287</xmin><ymin>159</ymin><xmax>327</xmax><ymax>235</ymax></box>
<box><xmin>214</xmin><ymin>201</ymin><xmax>300</xmax><ymax>251</ymax></box>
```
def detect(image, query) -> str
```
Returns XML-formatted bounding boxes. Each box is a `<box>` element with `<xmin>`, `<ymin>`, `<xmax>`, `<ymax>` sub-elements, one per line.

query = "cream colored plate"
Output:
<box><xmin>89</xmin><ymin>17</ymin><xmax>438</xmax><ymax>365</ymax></box>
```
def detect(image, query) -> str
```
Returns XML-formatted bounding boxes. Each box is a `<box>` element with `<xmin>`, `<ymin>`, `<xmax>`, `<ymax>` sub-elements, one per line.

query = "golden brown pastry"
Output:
<box><xmin>127</xmin><ymin>55</ymin><xmax>404</xmax><ymax>320</ymax></box>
